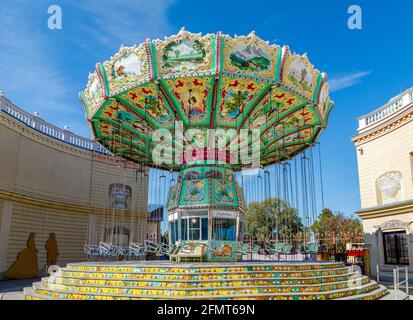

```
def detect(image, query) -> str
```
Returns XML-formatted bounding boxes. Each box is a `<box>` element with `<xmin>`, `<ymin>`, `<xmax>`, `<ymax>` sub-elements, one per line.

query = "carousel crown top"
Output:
<box><xmin>80</xmin><ymin>28</ymin><xmax>334</xmax><ymax>171</ymax></box>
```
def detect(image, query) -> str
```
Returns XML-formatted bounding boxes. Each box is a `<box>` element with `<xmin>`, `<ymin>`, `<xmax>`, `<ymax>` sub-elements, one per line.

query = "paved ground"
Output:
<box><xmin>0</xmin><ymin>278</ymin><xmax>40</xmax><ymax>294</ymax></box>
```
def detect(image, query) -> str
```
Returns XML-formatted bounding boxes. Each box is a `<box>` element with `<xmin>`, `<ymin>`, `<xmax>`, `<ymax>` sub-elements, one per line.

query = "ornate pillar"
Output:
<box><xmin>0</xmin><ymin>201</ymin><xmax>13</xmax><ymax>272</ymax></box>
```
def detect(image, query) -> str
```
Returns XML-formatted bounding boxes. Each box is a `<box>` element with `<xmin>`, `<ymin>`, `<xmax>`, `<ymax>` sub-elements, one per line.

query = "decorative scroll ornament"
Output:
<box><xmin>376</xmin><ymin>171</ymin><xmax>402</xmax><ymax>203</ymax></box>
<box><xmin>378</xmin><ymin>219</ymin><xmax>409</xmax><ymax>231</ymax></box>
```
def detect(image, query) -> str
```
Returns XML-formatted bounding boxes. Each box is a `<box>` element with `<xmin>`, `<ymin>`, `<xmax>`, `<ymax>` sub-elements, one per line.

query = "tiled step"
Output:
<box><xmin>38</xmin><ymin>276</ymin><xmax>371</xmax><ymax>296</ymax></box>
<box><xmin>65</xmin><ymin>262</ymin><xmax>345</xmax><ymax>274</ymax></box>
<box><xmin>336</xmin><ymin>284</ymin><xmax>390</xmax><ymax>300</ymax></box>
<box><xmin>28</xmin><ymin>281</ymin><xmax>383</xmax><ymax>300</ymax></box>
<box><xmin>47</xmin><ymin>272</ymin><xmax>358</xmax><ymax>287</ymax></box>
<box><xmin>60</xmin><ymin>267</ymin><xmax>351</xmax><ymax>281</ymax></box>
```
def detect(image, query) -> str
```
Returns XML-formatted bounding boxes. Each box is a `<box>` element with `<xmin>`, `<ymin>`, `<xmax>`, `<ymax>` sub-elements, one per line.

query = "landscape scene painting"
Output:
<box><xmin>230</xmin><ymin>44</ymin><xmax>270</xmax><ymax>73</ymax></box>
<box><xmin>162</xmin><ymin>39</ymin><xmax>206</xmax><ymax>69</ymax></box>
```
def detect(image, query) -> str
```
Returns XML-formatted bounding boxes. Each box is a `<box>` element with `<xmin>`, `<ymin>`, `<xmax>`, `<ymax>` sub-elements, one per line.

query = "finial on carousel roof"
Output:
<box><xmin>178</xmin><ymin>27</ymin><xmax>187</xmax><ymax>36</ymax></box>
<box><xmin>64</xmin><ymin>125</ymin><xmax>70</xmax><ymax>131</ymax></box>
<box><xmin>0</xmin><ymin>90</ymin><xmax>4</xmax><ymax>97</ymax></box>
<box><xmin>34</xmin><ymin>112</ymin><xmax>40</xmax><ymax>117</ymax></box>
<box><xmin>248</xmin><ymin>31</ymin><xmax>256</xmax><ymax>37</ymax></box>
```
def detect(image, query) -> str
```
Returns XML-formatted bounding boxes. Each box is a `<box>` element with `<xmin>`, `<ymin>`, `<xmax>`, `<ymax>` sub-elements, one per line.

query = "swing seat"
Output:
<box><xmin>300</xmin><ymin>243</ymin><xmax>318</xmax><ymax>255</ymax></box>
<box><xmin>84</xmin><ymin>245</ymin><xmax>99</xmax><ymax>256</ymax></box>
<box><xmin>157</xmin><ymin>243</ymin><xmax>172</xmax><ymax>256</ymax></box>
<box><xmin>118</xmin><ymin>246</ymin><xmax>130</xmax><ymax>256</ymax></box>
<box><xmin>129</xmin><ymin>243</ymin><xmax>145</xmax><ymax>256</ymax></box>
<box><xmin>235</xmin><ymin>242</ymin><xmax>250</xmax><ymax>255</ymax></box>
<box><xmin>144</xmin><ymin>240</ymin><xmax>160</xmax><ymax>254</ymax></box>
<box><xmin>99</xmin><ymin>242</ymin><xmax>120</xmax><ymax>256</ymax></box>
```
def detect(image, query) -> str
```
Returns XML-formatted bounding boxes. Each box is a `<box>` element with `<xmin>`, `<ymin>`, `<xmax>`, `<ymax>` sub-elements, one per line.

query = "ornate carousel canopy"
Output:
<box><xmin>80</xmin><ymin>28</ymin><xmax>334</xmax><ymax>171</ymax></box>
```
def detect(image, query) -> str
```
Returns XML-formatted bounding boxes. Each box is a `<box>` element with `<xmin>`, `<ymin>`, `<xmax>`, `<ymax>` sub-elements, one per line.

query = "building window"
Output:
<box><xmin>383</xmin><ymin>231</ymin><xmax>409</xmax><ymax>265</ymax></box>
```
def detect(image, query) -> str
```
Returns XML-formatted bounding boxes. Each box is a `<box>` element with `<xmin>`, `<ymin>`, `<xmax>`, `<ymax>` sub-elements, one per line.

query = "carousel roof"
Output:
<box><xmin>80</xmin><ymin>28</ymin><xmax>334</xmax><ymax>171</ymax></box>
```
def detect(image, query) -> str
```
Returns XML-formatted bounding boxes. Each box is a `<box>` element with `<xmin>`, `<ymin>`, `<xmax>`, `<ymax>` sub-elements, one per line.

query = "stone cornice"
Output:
<box><xmin>357</xmin><ymin>199</ymin><xmax>413</xmax><ymax>220</ymax></box>
<box><xmin>0</xmin><ymin>188</ymin><xmax>149</xmax><ymax>217</ymax></box>
<box><xmin>0</xmin><ymin>112</ymin><xmax>93</xmax><ymax>159</ymax></box>
<box><xmin>1</xmin><ymin>112</ymin><xmax>139</xmax><ymax>167</ymax></box>
<box><xmin>352</xmin><ymin>106</ymin><xmax>413</xmax><ymax>146</ymax></box>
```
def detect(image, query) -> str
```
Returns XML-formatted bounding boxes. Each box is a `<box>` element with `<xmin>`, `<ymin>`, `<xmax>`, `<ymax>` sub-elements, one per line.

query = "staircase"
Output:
<box><xmin>23</xmin><ymin>261</ymin><xmax>389</xmax><ymax>300</ymax></box>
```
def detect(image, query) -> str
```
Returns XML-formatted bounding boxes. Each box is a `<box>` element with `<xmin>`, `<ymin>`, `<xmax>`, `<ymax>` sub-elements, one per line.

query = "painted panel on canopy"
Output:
<box><xmin>262</xmin><ymin>105</ymin><xmax>319</xmax><ymax>143</ymax></box>
<box><xmin>222</xmin><ymin>33</ymin><xmax>280</xmax><ymax>80</ymax></box>
<box><xmin>116</xmin><ymin>83</ymin><xmax>175</xmax><ymax>129</ymax></box>
<box><xmin>245</xmin><ymin>86</ymin><xmax>307</xmax><ymax>132</ymax></box>
<box><xmin>180</xmin><ymin>179</ymin><xmax>209</xmax><ymax>207</ymax></box>
<box><xmin>236</xmin><ymin>98</ymin><xmax>313</xmax><ymax>154</ymax></box>
<box><xmin>316</xmin><ymin>81</ymin><xmax>334</xmax><ymax>125</ymax></box>
<box><xmin>281</xmin><ymin>50</ymin><xmax>321</xmax><ymax>103</ymax></box>
<box><xmin>211</xmin><ymin>179</ymin><xmax>239</xmax><ymax>207</ymax></box>
<box><xmin>215</xmin><ymin>77</ymin><xmax>268</xmax><ymax>127</ymax></box>
<box><xmin>153</xmin><ymin>29</ymin><xmax>216</xmax><ymax>78</ymax></box>
<box><xmin>161</xmin><ymin>76</ymin><xmax>215</xmax><ymax>126</ymax></box>
<box><xmin>101</xmin><ymin>44</ymin><xmax>151</xmax><ymax>96</ymax></box>
<box><xmin>235</xmin><ymin>182</ymin><xmax>245</xmax><ymax>209</ymax></box>
<box><xmin>83</xmin><ymin>70</ymin><xmax>105</xmax><ymax>119</ymax></box>
<box><xmin>261</xmin><ymin>127</ymin><xmax>316</xmax><ymax>158</ymax></box>
<box><xmin>167</xmin><ymin>183</ymin><xmax>181</xmax><ymax>210</ymax></box>
<box><xmin>94</xmin><ymin>99</ymin><xmax>154</xmax><ymax>138</ymax></box>
<box><xmin>262</xmin><ymin>143</ymin><xmax>309</xmax><ymax>164</ymax></box>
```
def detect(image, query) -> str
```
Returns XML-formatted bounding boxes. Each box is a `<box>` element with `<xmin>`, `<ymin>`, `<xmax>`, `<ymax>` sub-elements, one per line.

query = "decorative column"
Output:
<box><xmin>0</xmin><ymin>201</ymin><xmax>13</xmax><ymax>272</ymax></box>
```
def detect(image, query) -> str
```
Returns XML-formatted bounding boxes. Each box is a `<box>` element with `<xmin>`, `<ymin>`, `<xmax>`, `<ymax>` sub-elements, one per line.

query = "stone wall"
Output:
<box><xmin>0</xmin><ymin>109</ymin><xmax>149</xmax><ymax>274</ymax></box>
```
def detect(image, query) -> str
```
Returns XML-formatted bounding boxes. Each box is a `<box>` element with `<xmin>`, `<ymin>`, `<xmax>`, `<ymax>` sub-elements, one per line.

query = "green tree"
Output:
<box><xmin>244</xmin><ymin>198</ymin><xmax>304</xmax><ymax>242</ymax></box>
<box><xmin>311</xmin><ymin>208</ymin><xmax>363</xmax><ymax>251</ymax></box>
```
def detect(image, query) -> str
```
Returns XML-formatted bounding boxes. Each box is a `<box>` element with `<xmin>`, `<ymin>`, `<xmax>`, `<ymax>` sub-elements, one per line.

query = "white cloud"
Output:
<box><xmin>328</xmin><ymin>71</ymin><xmax>372</xmax><ymax>92</ymax></box>
<box><xmin>69</xmin><ymin>0</ymin><xmax>176</xmax><ymax>51</ymax></box>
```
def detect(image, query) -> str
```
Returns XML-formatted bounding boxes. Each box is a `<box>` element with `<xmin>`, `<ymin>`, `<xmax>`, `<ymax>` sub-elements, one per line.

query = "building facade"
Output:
<box><xmin>0</xmin><ymin>94</ymin><xmax>149</xmax><ymax>277</ymax></box>
<box><xmin>353</xmin><ymin>87</ymin><xmax>413</xmax><ymax>278</ymax></box>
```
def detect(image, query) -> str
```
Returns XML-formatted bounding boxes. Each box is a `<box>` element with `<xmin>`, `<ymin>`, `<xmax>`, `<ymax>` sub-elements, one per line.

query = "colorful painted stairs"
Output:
<box><xmin>23</xmin><ymin>261</ymin><xmax>389</xmax><ymax>300</ymax></box>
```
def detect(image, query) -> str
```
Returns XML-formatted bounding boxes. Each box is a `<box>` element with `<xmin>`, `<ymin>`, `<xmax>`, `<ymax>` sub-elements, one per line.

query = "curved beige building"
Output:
<box><xmin>0</xmin><ymin>94</ymin><xmax>149</xmax><ymax>277</ymax></box>
<box><xmin>353</xmin><ymin>87</ymin><xmax>413</xmax><ymax>279</ymax></box>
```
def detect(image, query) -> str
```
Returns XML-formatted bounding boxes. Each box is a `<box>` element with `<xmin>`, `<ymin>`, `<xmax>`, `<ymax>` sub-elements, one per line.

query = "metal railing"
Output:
<box><xmin>394</xmin><ymin>266</ymin><xmax>409</xmax><ymax>300</ymax></box>
<box><xmin>0</xmin><ymin>96</ymin><xmax>111</xmax><ymax>155</ymax></box>
<box><xmin>377</xmin><ymin>264</ymin><xmax>409</xmax><ymax>300</ymax></box>
<box><xmin>358</xmin><ymin>87</ymin><xmax>413</xmax><ymax>131</ymax></box>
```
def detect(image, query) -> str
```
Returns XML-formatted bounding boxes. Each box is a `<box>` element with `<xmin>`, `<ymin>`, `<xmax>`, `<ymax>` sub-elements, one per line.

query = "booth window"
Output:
<box><xmin>170</xmin><ymin>221</ymin><xmax>178</xmax><ymax>244</ymax></box>
<box><xmin>189</xmin><ymin>218</ymin><xmax>200</xmax><ymax>240</ymax></box>
<box><xmin>212</xmin><ymin>218</ymin><xmax>236</xmax><ymax>241</ymax></box>
<box><xmin>383</xmin><ymin>231</ymin><xmax>409</xmax><ymax>265</ymax></box>
<box><xmin>201</xmin><ymin>218</ymin><xmax>208</xmax><ymax>240</ymax></box>
<box><xmin>181</xmin><ymin>219</ymin><xmax>187</xmax><ymax>241</ymax></box>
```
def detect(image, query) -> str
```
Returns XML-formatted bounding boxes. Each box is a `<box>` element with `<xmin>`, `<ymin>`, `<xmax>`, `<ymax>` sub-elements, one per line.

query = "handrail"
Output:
<box><xmin>394</xmin><ymin>266</ymin><xmax>409</xmax><ymax>300</ymax></box>
<box><xmin>377</xmin><ymin>264</ymin><xmax>409</xmax><ymax>300</ymax></box>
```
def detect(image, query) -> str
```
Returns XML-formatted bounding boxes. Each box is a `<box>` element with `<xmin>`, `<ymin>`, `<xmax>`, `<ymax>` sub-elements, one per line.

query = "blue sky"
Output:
<box><xmin>1</xmin><ymin>0</ymin><xmax>413</xmax><ymax>218</ymax></box>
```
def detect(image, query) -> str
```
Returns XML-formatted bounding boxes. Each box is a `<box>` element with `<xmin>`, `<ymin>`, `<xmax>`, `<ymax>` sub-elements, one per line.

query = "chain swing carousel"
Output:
<box><xmin>24</xmin><ymin>29</ymin><xmax>388</xmax><ymax>300</ymax></box>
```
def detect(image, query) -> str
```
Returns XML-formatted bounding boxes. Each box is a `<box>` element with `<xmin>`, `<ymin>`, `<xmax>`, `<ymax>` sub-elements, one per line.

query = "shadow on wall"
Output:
<box><xmin>2</xmin><ymin>233</ymin><xmax>59</xmax><ymax>280</ymax></box>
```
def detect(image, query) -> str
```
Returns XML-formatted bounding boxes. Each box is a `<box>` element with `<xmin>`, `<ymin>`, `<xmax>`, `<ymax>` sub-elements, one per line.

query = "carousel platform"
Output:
<box><xmin>23</xmin><ymin>261</ymin><xmax>389</xmax><ymax>300</ymax></box>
